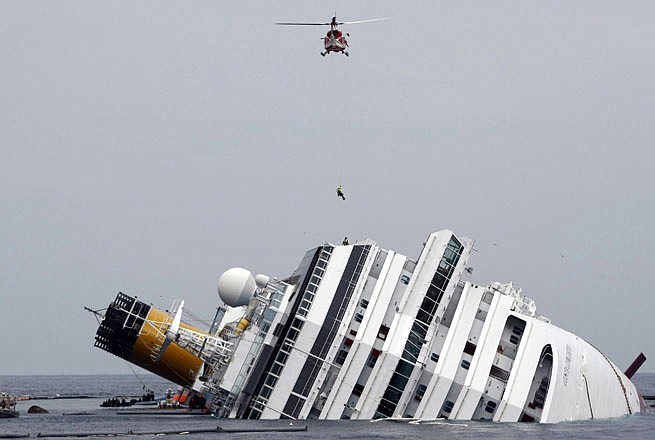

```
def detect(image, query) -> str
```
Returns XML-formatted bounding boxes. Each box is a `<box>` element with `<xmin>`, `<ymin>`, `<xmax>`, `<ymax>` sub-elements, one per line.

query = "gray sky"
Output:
<box><xmin>1</xmin><ymin>1</ymin><xmax>654</xmax><ymax>376</ymax></box>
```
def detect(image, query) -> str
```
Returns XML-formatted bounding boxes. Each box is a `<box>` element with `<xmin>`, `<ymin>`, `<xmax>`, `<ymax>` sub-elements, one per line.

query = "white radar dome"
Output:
<box><xmin>217</xmin><ymin>267</ymin><xmax>257</xmax><ymax>307</ymax></box>
<box><xmin>255</xmin><ymin>274</ymin><xmax>270</xmax><ymax>289</ymax></box>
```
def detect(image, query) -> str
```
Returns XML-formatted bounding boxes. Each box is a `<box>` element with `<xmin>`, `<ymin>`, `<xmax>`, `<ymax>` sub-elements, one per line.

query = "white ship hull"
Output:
<box><xmin>91</xmin><ymin>229</ymin><xmax>644</xmax><ymax>422</ymax></box>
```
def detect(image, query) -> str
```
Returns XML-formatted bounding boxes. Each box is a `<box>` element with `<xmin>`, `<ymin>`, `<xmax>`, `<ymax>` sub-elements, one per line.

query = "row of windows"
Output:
<box><xmin>402</xmin><ymin>322</ymin><xmax>427</xmax><ymax>363</ymax></box>
<box><xmin>316</xmin><ymin>246</ymin><xmax>371</xmax><ymax>364</ymax></box>
<box><xmin>252</xmin><ymin>310</ymin><xmax>311</xmax><ymax>411</ymax></box>
<box><xmin>375</xmin><ymin>359</ymin><xmax>414</xmax><ymax>417</ymax></box>
<box><xmin>376</xmin><ymin>235</ymin><xmax>465</xmax><ymax>417</ymax></box>
<box><xmin>297</xmin><ymin>279</ymin><xmax>320</xmax><ymax>317</ymax></box>
<box><xmin>297</xmin><ymin>248</ymin><xmax>333</xmax><ymax>317</ymax></box>
<box><xmin>401</xmin><ymin>237</ymin><xmax>462</xmax><ymax>363</ymax></box>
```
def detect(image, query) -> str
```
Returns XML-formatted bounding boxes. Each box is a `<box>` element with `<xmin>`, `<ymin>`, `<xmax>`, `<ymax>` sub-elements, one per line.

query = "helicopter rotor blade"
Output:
<box><xmin>341</xmin><ymin>18</ymin><xmax>391</xmax><ymax>25</ymax></box>
<box><xmin>275</xmin><ymin>22</ymin><xmax>330</xmax><ymax>26</ymax></box>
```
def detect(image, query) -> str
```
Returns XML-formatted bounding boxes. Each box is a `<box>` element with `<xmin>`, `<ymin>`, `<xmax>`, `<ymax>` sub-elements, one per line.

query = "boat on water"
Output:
<box><xmin>89</xmin><ymin>229</ymin><xmax>647</xmax><ymax>423</ymax></box>
<box><xmin>99</xmin><ymin>397</ymin><xmax>134</xmax><ymax>408</ymax></box>
<box><xmin>0</xmin><ymin>392</ymin><xmax>19</xmax><ymax>418</ymax></box>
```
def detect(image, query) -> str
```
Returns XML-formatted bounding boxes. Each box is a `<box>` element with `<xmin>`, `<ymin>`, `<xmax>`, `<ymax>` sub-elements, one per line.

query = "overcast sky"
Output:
<box><xmin>1</xmin><ymin>1</ymin><xmax>654</xmax><ymax>376</ymax></box>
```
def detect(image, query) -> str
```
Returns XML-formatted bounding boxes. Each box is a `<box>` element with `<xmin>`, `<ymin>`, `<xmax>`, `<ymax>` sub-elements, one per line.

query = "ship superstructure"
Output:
<box><xmin>91</xmin><ymin>229</ymin><xmax>644</xmax><ymax>422</ymax></box>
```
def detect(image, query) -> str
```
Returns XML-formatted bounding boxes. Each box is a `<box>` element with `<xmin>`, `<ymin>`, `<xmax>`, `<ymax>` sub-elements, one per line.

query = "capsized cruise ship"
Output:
<box><xmin>90</xmin><ymin>230</ymin><xmax>647</xmax><ymax>422</ymax></box>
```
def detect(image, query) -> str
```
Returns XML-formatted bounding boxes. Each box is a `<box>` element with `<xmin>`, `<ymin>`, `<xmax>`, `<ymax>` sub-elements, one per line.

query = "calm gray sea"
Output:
<box><xmin>1</xmin><ymin>373</ymin><xmax>654</xmax><ymax>439</ymax></box>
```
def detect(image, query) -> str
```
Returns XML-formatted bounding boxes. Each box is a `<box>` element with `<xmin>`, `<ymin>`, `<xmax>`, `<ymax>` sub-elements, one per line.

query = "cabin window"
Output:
<box><xmin>442</xmin><ymin>400</ymin><xmax>454</xmax><ymax>413</ymax></box>
<box><xmin>400</xmin><ymin>274</ymin><xmax>410</xmax><ymax>285</ymax></box>
<box><xmin>437</xmin><ymin>260</ymin><xmax>452</xmax><ymax>276</ymax></box>
<box><xmin>298</xmin><ymin>301</ymin><xmax>311</xmax><ymax>317</ymax></box>
<box><xmin>443</xmin><ymin>247</ymin><xmax>458</xmax><ymax>264</ymax></box>
<box><xmin>265</xmin><ymin>375</ymin><xmax>278</xmax><ymax>387</ymax></box>
<box><xmin>335</xmin><ymin>349</ymin><xmax>348</xmax><ymax>365</ymax></box>
<box><xmin>261</xmin><ymin>386</ymin><xmax>272</xmax><ymax>399</ymax></box>
<box><xmin>430</xmin><ymin>352</ymin><xmax>440</xmax><ymax>363</ymax></box>
<box><xmin>378</xmin><ymin>325</ymin><xmax>389</xmax><ymax>340</ymax></box>
<box><xmin>352</xmin><ymin>383</ymin><xmax>365</xmax><ymax>397</ymax></box>
<box><xmin>510</xmin><ymin>334</ymin><xmax>520</xmax><ymax>345</ymax></box>
<box><xmin>271</xmin><ymin>363</ymin><xmax>283</xmax><ymax>376</ymax></box>
<box><xmin>360</xmin><ymin>299</ymin><xmax>369</xmax><ymax>309</ymax></box>
<box><xmin>415</xmin><ymin>384</ymin><xmax>427</xmax><ymax>401</ymax></box>
<box><xmin>366</xmin><ymin>349</ymin><xmax>380</xmax><ymax>368</ymax></box>
<box><xmin>485</xmin><ymin>400</ymin><xmax>497</xmax><ymax>413</ymax></box>
<box><xmin>287</xmin><ymin>328</ymin><xmax>299</xmax><ymax>341</ymax></box>
<box><xmin>461</xmin><ymin>359</ymin><xmax>471</xmax><ymax>370</ymax></box>
<box><xmin>354</xmin><ymin>313</ymin><xmax>364</xmax><ymax>323</ymax></box>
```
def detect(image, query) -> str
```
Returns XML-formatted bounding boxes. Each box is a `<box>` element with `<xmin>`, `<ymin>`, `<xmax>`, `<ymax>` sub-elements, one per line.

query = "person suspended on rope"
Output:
<box><xmin>342</xmin><ymin>236</ymin><xmax>349</xmax><ymax>245</ymax></box>
<box><xmin>337</xmin><ymin>184</ymin><xmax>346</xmax><ymax>200</ymax></box>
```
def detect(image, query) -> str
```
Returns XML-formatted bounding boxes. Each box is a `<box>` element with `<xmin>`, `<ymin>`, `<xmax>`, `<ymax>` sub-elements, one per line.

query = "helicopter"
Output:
<box><xmin>275</xmin><ymin>15</ymin><xmax>389</xmax><ymax>56</ymax></box>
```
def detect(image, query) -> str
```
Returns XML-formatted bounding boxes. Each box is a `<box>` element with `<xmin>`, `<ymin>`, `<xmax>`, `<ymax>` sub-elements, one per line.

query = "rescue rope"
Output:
<box><xmin>339</xmin><ymin>59</ymin><xmax>349</xmax><ymax>184</ymax></box>
<box><xmin>127</xmin><ymin>362</ymin><xmax>149</xmax><ymax>391</ymax></box>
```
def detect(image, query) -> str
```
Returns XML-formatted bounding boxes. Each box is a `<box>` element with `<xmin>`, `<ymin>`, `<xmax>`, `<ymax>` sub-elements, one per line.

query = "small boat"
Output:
<box><xmin>0</xmin><ymin>392</ymin><xmax>19</xmax><ymax>418</ymax></box>
<box><xmin>99</xmin><ymin>397</ymin><xmax>134</xmax><ymax>408</ymax></box>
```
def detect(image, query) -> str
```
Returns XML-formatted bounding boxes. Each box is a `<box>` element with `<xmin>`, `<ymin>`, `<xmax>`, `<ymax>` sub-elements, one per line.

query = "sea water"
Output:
<box><xmin>1</xmin><ymin>373</ymin><xmax>654</xmax><ymax>439</ymax></box>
